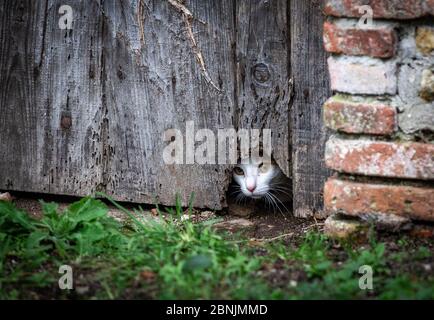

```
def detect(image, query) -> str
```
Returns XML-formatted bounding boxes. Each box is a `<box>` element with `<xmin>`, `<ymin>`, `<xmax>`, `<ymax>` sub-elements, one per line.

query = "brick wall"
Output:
<box><xmin>322</xmin><ymin>0</ymin><xmax>434</xmax><ymax>228</ymax></box>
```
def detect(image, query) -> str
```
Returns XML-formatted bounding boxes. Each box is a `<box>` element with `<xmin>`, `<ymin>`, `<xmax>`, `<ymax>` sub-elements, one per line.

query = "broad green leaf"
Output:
<box><xmin>66</xmin><ymin>198</ymin><xmax>108</xmax><ymax>222</ymax></box>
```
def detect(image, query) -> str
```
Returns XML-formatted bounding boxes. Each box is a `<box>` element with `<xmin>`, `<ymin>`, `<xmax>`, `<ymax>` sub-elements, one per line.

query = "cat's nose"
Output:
<box><xmin>245</xmin><ymin>177</ymin><xmax>256</xmax><ymax>193</ymax></box>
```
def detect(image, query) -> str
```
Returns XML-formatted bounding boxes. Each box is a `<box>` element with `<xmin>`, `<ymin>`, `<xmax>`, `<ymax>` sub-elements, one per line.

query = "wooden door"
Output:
<box><xmin>0</xmin><ymin>0</ymin><xmax>329</xmax><ymax>215</ymax></box>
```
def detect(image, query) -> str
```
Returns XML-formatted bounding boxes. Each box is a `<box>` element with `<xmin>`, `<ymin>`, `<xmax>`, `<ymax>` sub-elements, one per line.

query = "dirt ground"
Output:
<box><xmin>10</xmin><ymin>191</ymin><xmax>319</xmax><ymax>239</ymax></box>
<box><xmin>3</xmin><ymin>191</ymin><xmax>434</xmax><ymax>299</ymax></box>
<box><xmin>10</xmin><ymin>191</ymin><xmax>434</xmax><ymax>246</ymax></box>
<box><xmin>7</xmin><ymin>192</ymin><xmax>343</xmax><ymax>263</ymax></box>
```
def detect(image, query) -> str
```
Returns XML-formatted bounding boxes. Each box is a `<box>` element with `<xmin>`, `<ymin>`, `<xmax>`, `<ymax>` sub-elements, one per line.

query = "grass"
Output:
<box><xmin>0</xmin><ymin>195</ymin><xmax>433</xmax><ymax>299</ymax></box>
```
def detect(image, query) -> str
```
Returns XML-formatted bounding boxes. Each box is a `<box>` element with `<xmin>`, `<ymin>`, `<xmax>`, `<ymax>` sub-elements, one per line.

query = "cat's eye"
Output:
<box><xmin>234</xmin><ymin>167</ymin><xmax>244</xmax><ymax>175</ymax></box>
<box><xmin>259</xmin><ymin>163</ymin><xmax>269</xmax><ymax>173</ymax></box>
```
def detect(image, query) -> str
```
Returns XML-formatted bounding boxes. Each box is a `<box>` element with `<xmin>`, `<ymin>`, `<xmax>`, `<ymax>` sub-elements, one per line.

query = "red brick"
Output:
<box><xmin>324</xmin><ymin>0</ymin><xmax>431</xmax><ymax>20</ymax></box>
<box><xmin>324</xmin><ymin>178</ymin><xmax>434</xmax><ymax>221</ymax></box>
<box><xmin>325</xmin><ymin>138</ymin><xmax>434</xmax><ymax>180</ymax></box>
<box><xmin>323</xmin><ymin>21</ymin><xmax>397</xmax><ymax>58</ymax></box>
<box><xmin>410</xmin><ymin>224</ymin><xmax>434</xmax><ymax>238</ymax></box>
<box><xmin>323</xmin><ymin>96</ymin><xmax>396</xmax><ymax>135</ymax></box>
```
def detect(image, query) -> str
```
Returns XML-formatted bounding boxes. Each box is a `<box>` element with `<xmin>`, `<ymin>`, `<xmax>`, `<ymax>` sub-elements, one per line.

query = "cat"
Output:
<box><xmin>229</xmin><ymin>156</ymin><xmax>291</xmax><ymax>214</ymax></box>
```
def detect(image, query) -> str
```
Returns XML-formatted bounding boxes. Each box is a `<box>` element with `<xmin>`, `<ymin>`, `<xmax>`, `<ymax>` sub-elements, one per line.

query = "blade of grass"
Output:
<box><xmin>95</xmin><ymin>192</ymin><xmax>146</xmax><ymax>231</ymax></box>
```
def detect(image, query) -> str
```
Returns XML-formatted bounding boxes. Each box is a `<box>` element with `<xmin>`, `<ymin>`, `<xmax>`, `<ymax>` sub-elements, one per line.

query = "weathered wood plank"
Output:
<box><xmin>290</xmin><ymin>0</ymin><xmax>331</xmax><ymax>217</ymax></box>
<box><xmin>0</xmin><ymin>0</ymin><xmax>104</xmax><ymax>197</ymax></box>
<box><xmin>0</xmin><ymin>0</ymin><xmax>238</xmax><ymax>209</ymax></box>
<box><xmin>235</xmin><ymin>0</ymin><xmax>292</xmax><ymax>177</ymax></box>
<box><xmin>1</xmin><ymin>0</ymin><xmax>329</xmax><ymax>214</ymax></box>
<box><xmin>99</xmin><ymin>0</ymin><xmax>237</xmax><ymax>209</ymax></box>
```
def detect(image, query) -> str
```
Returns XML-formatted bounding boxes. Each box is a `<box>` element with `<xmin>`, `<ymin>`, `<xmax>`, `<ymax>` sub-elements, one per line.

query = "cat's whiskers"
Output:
<box><xmin>268</xmin><ymin>183</ymin><xmax>292</xmax><ymax>199</ymax></box>
<box><xmin>264</xmin><ymin>193</ymin><xmax>276</xmax><ymax>212</ymax></box>
<box><xmin>234</xmin><ymin>192</ymin><xmax>243</xmax><ymax>204</ymax></box>
<box><xmin>267</xmin><ymin>191</ymin><xmax>288</xmax><ymax>218</ymax></box>
<box><xmin>270</xmin><ymin>183</ymin><xmax>291</xmax><ymax>191</ymax></box>
<box><xmin>270</xmin><ymin>187</ymin><xmax>292</xmax><ymax>198</ymax></box>
<box><xmin>229</xmin><ymin>188</ymin><xmax>241</xmax><ymax>196</ymax></box>
<box><xmin>253</xmin><ymin>186</ymin><xmax>268</xmax><ymax>194</ymax></box>
<box><xmin>231</xmin><ymin>157</ymin><xmax>291</xmax><ymax>215</ymax></box>
<box><xmin>265</xmin><ymin>192</ymin><xmax>279</xmax><ymax>214</ymax></box>
<box><xmin>234</xmin><ymin>191</ymin><xmax>250</xmax><ymax>206</ymax></box>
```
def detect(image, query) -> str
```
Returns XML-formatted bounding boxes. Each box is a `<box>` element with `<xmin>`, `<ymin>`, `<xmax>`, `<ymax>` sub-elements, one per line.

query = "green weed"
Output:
<box><xmin>0</xmin><ymin>196</ymin><xmax>433</xmax><ymax>299</ymax></box>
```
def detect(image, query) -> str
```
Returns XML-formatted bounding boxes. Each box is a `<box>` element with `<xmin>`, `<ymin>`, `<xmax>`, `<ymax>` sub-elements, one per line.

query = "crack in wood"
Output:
<box><xmin>168</xmin><ymin>0</ymin><xmax>222</xmax><ymax>93</ymax></box>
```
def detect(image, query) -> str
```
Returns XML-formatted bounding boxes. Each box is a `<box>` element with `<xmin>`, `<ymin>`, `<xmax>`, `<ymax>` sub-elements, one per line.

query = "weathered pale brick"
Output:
<box><xmin>324</xmin><ymin>214</ymin><xmax>368</xmax><ymax>239</ymax></box>
<box><xmin>323</xmin><ymin>21</ymin><xmax>397</xmax><ymax>58</ymax></box>
<box><xmin>398</xmin><ymin>103</ymin><xmax>434</xmax><ymax>134</ymax></box>
<box><xmin>323</xmin><ymin>95</ymin><xmax>396</xmax><ymax>135</ymax></box>
<box><xmin>420</xmin><ymin>69</ymin><xmax>434</xmax><ymax>101</ymax></box>
<box><xmin>416</xmin><ymin>27</ymin><xmax>434</xmax><ymax>55</ymax></box>
<box><xmin>324</xmin><ymin>178</ymin><xmax>434</xmax><ymax>222</ymax></box>
<box><xmin>325</xmin><ymin>138</ymin><xmax>434</xmax><ymax>180</ymax></box>
<box><xmin>324</xmin><ymin>0</ymin><xmax>432</xmax><ymax>19</ymax></box>
<box><xmin>328</xmin><ymin>56</ymin><xmax>397</xmax><ymax>95</ymax></box>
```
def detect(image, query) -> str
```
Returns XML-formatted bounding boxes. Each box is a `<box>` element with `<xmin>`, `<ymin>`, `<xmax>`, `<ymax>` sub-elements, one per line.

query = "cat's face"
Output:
<box><xmin>232</xmin><ymin>158</ymin><xmax>279</xmax><ymax>199</ymax></box>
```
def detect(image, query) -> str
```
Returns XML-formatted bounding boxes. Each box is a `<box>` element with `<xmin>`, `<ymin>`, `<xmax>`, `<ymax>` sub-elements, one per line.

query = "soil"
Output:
<box><xmin>4</xmin><ymin>192</ymin><xmax>434</xmax><ymax>299</ymax></box>
<box><xmin>9</xmin><ymin>192</ymin><xmax>434</xmax><ymax>245</ymax></box>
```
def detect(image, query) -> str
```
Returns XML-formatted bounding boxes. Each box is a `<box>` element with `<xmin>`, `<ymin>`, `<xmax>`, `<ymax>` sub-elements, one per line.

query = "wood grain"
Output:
<box><xmin>0</xmin><ymin>0</ymin><xmax>329</xmax><ymax>215</ymax></box>
<box><xmin>0</xmin><ymin>0</ymin><xmax>236</xmax><ymax>209</ymax></box>
<box><xmin>0</xmin><ymin>0</ymin><xmax>104</xmax><ymax>198</ymax></box>
<box><xmin>99</xmin><ymin>0</ymin><xmax>236</xmax><ymax>209</ymax></box>
<box><xmin>290</xmin><ymin>0</ymin><xmax>331</xmax><ymax>217</ymax></box>
<box><xmin>235</xmin><ymin>0</ymin><xmax>292</xmax><ymax>177</ymax></box>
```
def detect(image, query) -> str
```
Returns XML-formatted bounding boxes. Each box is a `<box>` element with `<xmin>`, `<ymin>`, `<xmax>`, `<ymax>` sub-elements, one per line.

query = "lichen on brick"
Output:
<box><xmin>324</xmin><ymin>178</ymin><xmax>434</xmax><ymax>222</ymax></box>
<box><xmin>325</xmin><ymin>137</ymin><xmax>434</xmax><ymax>180</ymax></box>
<box><xmin>324</xmin><ymin>95</ymin><xmax>396</xmax><ymax>135</ymax></box>
<box><xmin>416</xmin><ymin>27</ymin><xmax>434</xmax><ymax>55</ymax></box>
<box><xmin>323</xmin><ymin>19</ymin><xmax>397</xmax><ymax>58</ymax></box>
<box><xmin>420</xmin><ymin>68</ymin><xmax>434</xmax><ymax>101</ymax></box>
